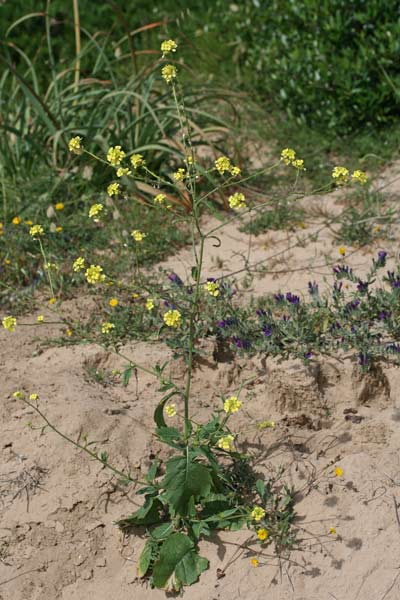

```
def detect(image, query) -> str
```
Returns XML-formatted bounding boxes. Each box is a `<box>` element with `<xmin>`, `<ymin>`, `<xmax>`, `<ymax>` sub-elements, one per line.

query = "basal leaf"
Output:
<box><xmin>162</xmin><ymin>456</ymin><xmax>212</xmax><ymax>517</ymax></box>
<box><xmin>152</xmin><ymin>532</ymin><xmax>208</xmax><ymax>590</ymax></box>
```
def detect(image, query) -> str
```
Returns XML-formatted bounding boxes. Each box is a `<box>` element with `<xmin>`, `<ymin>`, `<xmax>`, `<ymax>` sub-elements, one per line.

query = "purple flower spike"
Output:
<box><xmin>286</xmin><ymin>292</ymin><xmax>300</xmax><ymax>305</ymax></box>
<box><xmin>168</xmin><ymin>273</ymin><xmax>183</xmax><ymax>285</ymax></box>
<box><xmin>262</xmin><ymin>324</ymin><xmax>273</xmax><ymax>337</ymax></box>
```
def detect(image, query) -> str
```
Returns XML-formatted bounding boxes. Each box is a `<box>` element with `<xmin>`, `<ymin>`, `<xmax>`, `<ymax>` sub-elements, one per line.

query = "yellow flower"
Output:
<box><xmin>68</xmin><ymin>136</ymin><xmax>82</xmax><ymax>154</ymax></box>
<box><xmin>163</xmin><ymin>309</ymin><xmax>182</xmax><ymax>328</ymax></box>
<box><xmin>146</xmin><ymin>298</ymin><xmax>155</xmax><ymax>311</ymax></box>
<box><xmin>29</xmin><ymin>224</ymin><xmax>44</xmax><ymax>238</ymax></box>
<box><xmin>155</xmin><ymin>193</ymin><xmax>167</xmax><ymax>204</ymax></box>
<box><xmin>130</xmin><ymin>153</ymin><xmax>145</xmax><ymax>169</ymax></box>
<box><xmin>334</xmin><ymin>466</ymin><xmax>344</xmax><ymax>477</ymax></box>
<box><xmin>66</xmin><ymin>328</ymin><xmax>73</xmax><ymax>337</ymax></box>
<box><xmin>161</xmin><ymin>39</ymin><xmax>178</xmax><ymax>56</ymax></box>
<box><xmin>250</xmin><ymin>558</ymin><xmax>259</xmax><ymax>567</ymax></box>
<box><xmin>73</xmin><ymin>257</ymin><xmax>85</xmax><ymax>272</ymax></box>
<box><xmin>373</xmin><ymin>224</ymin><xmax>382</xmax><ymax>234</ymax></box>
<box><xmin>48</xmin><ymin>297</ymin><xmax>56</xmax><ymax>305</ymax></box>
<box><xmin>339</xmin><ymin>246</ymin><xmax>346</xmax><ymax>256</ymax></box>
<box><xmin>13</xmin><ymin>391</ymin><xmax>24</xmax><ymax>399</ymax></box>
<box><xmin>165</xmin><ymin>403</ymin><xmax>176</xmax><ymax>417</ymax></box>
<box><xmin>204</xmin><ymin>280</ymin><xmax>220</xmax><ymax>297</ymax></box>
<box><xmin>25</xmin><ymin>220</ymin><xmax>33</xmax><ymax>226</ymax></box>
<box><xmin>281</xmin><ymin>148</ymin><xmax>296</xmax><ymax>165</ymax></box>
<box><xmin>131</xmin><ymin>229</ymin><xmax>146</xmax><ymax>242</ymax></box>
<box><xmin>173</xmin><ymin>168</ymin><xmax>186</xmax><ymax>182</ymax></box>
<box><xmin>228</xmin><ymin>192</ymin><xmax>246</xmax><ymax>210</ymax></box>
<box><xmin>332</xmin><ymin>166</ymin><xmax>350</xmax><ymax>185</ymax></box>
<box><xmin>101</xmin><ymin>322</ymin><xmax>115</xmax><ymax>334</ymax></box>
<box><xmin>215</xmin><ymin>156</ymin><xmax>232</xmax><ymax>174</ymax></box>
<box><xmin>257</xmin><ymin>420</ymin><xmax>276</xmax><ymax>429</ymax></box>
<box><xmin>109</xmin><ymin>297</ymin><xmax>119</xmax><ymax>307</ymax></box>
<box><xmin>107</xmin><ymin>146</ymin><xmax>125</xmax><ymax>166</ymax></box>
<box><xmin>329</xmin><ymin>527</ymin><xmax>337</xmax><ymax>535</ymax></box>
<box><xmin>107</xmin><ymin>182</ymin><xmax>120</xmax><ymax>197</ymax></box>
<box><xmin>230</xmin><ymin>165</ymin><xmax>241</xmax><ymax>177</ymax></box>
<box><xmin>352</xmin><ymin>170</ymin><xmax>367</xmax><ymax>185</ymax></box>
<box><xmin>85</xmin><ymin>264</ymin><xmax>105</xmax><ymax>284</ymax></box>
<box><xmin>250</xmin><ymin>506</ymin><xmax>266</xmax><ymax>522</ymax></box>
<box><xmin>56</xmin><ymin>226</ymin><xmax>63</xmax><ymax>233</ymax></box>
<box><xmin>37</xmin><ymin>315</ymin><xmax>44</xmax><ymax>323</ymax></box>
<box><xmin>2</xmin><ymin>316</ymin><xmax>17</xmax><ymax>332</ymax></box>
<box><xmin>217</xmin><ymin>434</ymin><xmax>235</xmax><ymax>451</ymax></box>
<box><xmin>55</xmin><ymin>202</ymin><xmax>64</xmax><ymax>211</ymax></box>
<box><xmin>257</xmin><ymin>528</ymin><xmax>268</xmax><ymax>541</ymax></box>
<box><xmin>89</xmin><ymin>203</ymin><xmax>104</xmax><ymax>219</ymax></box>
<box><xmin>161</xmin><ymin>64</ymin><xmax>177</xmax><ymax>83</ymax></box>
<box><xmin>12</xmin><ymin>216</ymin><xmax>21</xmax><ymax>225</ymax></box>
<box><xmin>116</xmin><ymin>167</ymin><xmax>131</xmax><ymax>177</ymax></box>
<box><xmin>132</xmin><ymin>292</ymin><xmax>140</xmax><ymax>299</ymax></box>
<box><xmin>29</xmin><ymin>393</ymin><xmax>38</xmax><ymax>401</ymax></box>
<box><xmin>223</xmin><ymin>396</ymin><xmax>242</xmax><ymax>414</ymax></box>
<box><xmin>293</xmin><ymin>159</ymin><xmax>306</xmax><ymax>171</ymax></box>
<box><xmin>4</xmin><ymin>258</ymin><xmax>11</xmax><ymax>265</ymax></box>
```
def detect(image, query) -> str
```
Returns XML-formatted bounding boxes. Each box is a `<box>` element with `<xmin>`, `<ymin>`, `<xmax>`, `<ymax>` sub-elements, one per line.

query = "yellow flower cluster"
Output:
<box><xmin>146</xmin><ymin>298</ymin><xmax>155</xmax><ymax>311</ymax></box>
<box><xmin>281</xmin><ymin>148</ymin><xmax>305</xmax><ymax>170</ymax></box>
<box><xmin>165</xmin><ymin>403</ymin><xmax>176</xmax><ymax>417</ymax></box>
<box><xmin>73</xmin><ymin>257</ymin><xmax>85</xmax><ymax>272</ymax></box>
<box><xmin>12</xmin><ymin>216</ymin><xmax>21</xmax><ymax>225</ymax></box>
<box><xmin>89</xmin><ymin>203</ymin><xmax>104</xmax><ymax>219</ymax></box>
<box><xmin>107</xmin><ymin>146</ymin><xmax>125</xmax><ymax>166</ymax></box>
<box><xmin>29</xmin><ymin>224</ymin><xmax>44</xmax><ymax>238</ymax></box>
<box><xmin>131</xmin><ymin>230</ymin><xmax>146</xmax><ymax>242</ymax></box>
<box><xmin>2</xmin><ymin>316</ymin><xmax>17</xmax><ymax>332</ymax></box>
<box><xmin>223</xmin><ymin>396</ymin><xmax>242</xmax><ymax>414</ymax></box>
<box><xmin>228</xmin><ymin>192</ymin><xmax>246</xmax><ymax>210</ymax></box>
<box><xmin>130</xmin><ymin>154</ymin><xmax>145</xmax><ymax>169</ymax></box>
<box><xmin>154</xmin><ymin>193</ymin><xmax>172</xmax><ymax>209</ymax></box>
<box><xmin>109</xmin><ymin>298</ymin><xmax>119</xmax><ymax>307</ymax></box>
<box><xmin>37</xmin><ymin>315</ymin><xmax>44</xmax><ymax>323</ymax></box>
<box><xmin>250</xmin><ymin>506</ymin><xmax>266</xmax><ymax>522</ymax></box>
<box><xmin>107</xmin><ymin>182</ymin><xmax>120</xmax><ymax>197</ymax></box>
<box><xmin>351</xmin><ymin>169</ymin><xmax>368</xmax><ymax>184</ymax></box>
<box><xmin>217</xmin><ymin>434</ymin><xmax>235</xmax><ymax>451</ymax></box>
<box><xmin>173</xmin><ymin>168</ymin><xmax>186</xmax><ymax>182</ymax></box>
<box><xmin>332</xmin><ymin>166</ymin><xmax>350</xmax><ymax>185</ymax></box>
<box><xmin>163</xmin><ymin>309</ymin><xmax>182</xmax><ymax>328</ymax></box>
<box><xmin>116</xmin><ymin>167</ymin><xmax>131</xmax><ymax>177</ymax></box>
<box><xmin>68</xmin><ymin>136</ymin><xmax>82</xmax><ymax>154</ymax></box>
<box><xmin>161</xmin><ymin>64</ymin><xmax>177</xmax><ymax>83</ymax></box>
<box><xmin>101</xmin><ymin>322</ymin><xmax>115</xmax><ymax>334</ymax></box>
<box><xmin>161</xmin><ymin>39</ymin><xmax>178</xmax><ymax>56</ymax></box>
<box><xmin>214</xmin><ymin>156</ymin><xmax>240</xmax><ymax>176</ymax></box>
<box><xmin>204</xmin><ymin>280</ymin><xmax>220</xmax><ymax>297</ymax></box>
<box><xmin>257</xmin><ymin>419</ymin><xmax>276</xmax><ymax>429</ymax></box>
<box><xmin>85</xmin><ymin>264</ymin><xmax>105</xmax><ymax>284</ymax></box>
<box><xmin>257</xmin><ymin>528</ymin><xmax>268</xmax><ymax>541</ymax></box>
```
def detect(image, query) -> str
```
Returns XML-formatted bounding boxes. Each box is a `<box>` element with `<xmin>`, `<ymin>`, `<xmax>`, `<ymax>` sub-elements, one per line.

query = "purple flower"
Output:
<box><xmin>333</xmin><ymin>282</ymin><xmax>343</xmax><ymax>294</ymax></box>
<box><xmin>376</xmin><ymin>250</ymin><xmax>387</xmax><ymax>266</ymax></box>
<box><xmin>168</xmin><ymin>273</ymin><xmax>183</xmax><ymax>285</ymax></box>
<box><xmin>286</xmin><ymin>292</ymin><xmax>300</xmax><ymax>305</ymax></box>
<box><xmin>232</xmin><ymin>336</ymin><xmax>251</xmax><ymax>349</ymax></box>
<box><xmin>217</xmin><ymin>317</ymin><xmax>235</xmax><ymax>328</ymax></box>
<box><xmin>304</xmin><ymin>351</ymin><xmax>313</xmax><ymax>360</ymax></box>
<box><xmin>358</xmin><ymin>352</ymin><xmax>370</xmax><ymax>367</ymax></box>
<box><xmin>378</xmin><ymin>311</ymin><xmax>390</xmax><ymax>320</ymax></box>
<box><xmin>274</xmin><ymin>293</ymin><xmax>284</xmax><ymax>303</ymax></box>
<box><xmin>256</xmin><ymin>309</ymin><xmax>267</xmax><ymax>317</ymax></box>
<box><xmin>387</xmin><ymin>343</ymin><xmax>400</xmax><ymax>353</ymax></box>
<box><xmin>333</xmin><ymin>265</ymin><xmax>353</xmax><ymax>277</ymax></box>
<box><xmin>357</xmin><ymin>280</ymin><xmax>368</xmax><ymax>293</ymax></box>
<box><xmin>308</xmin><ymin>281</ymin><xmax>319</xmax><ymax>296</ymax></box>
<box><xmin>262</xmin><ymin>324</ymin><xmax>273</xmax><ymax>337</ymax></box>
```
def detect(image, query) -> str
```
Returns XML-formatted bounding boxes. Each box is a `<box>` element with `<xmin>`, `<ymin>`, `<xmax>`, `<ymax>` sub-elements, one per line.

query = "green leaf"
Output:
<box><xmin>138</xmin><ymin>538</ymin><xmax>159</xmax><ymax>578</ymax></box>
<box><xmin>191</xmin><ymin>266</ymin><xmax>199</xmax><ymax>281</ymax></box>
<box><xmin>151</xmin><ymin>522</ymin><xmax>174</xmax><ymax>540</ymax></box>
<box><xmin>162</xmin><ymin>456</ymin><xmax>212</xmax><ymax>517</ymax></box>
<box><xmin>122</xmin><ymin>364</ymin><xmax>133</xmax><ymax>387</ymax></box>
<box><xmin>156</xmin><ymin>426</ymin><xmax>182</xmax><ymax>448</ymax></box>
<box><xmin>117</xmin><ymin>496</ymin><xmax>163</xmax><ymax>528</ymax></box>
<box><xmin>146</xmin><ymin>459</ymin><xmax>160</xmax><ymax>483</ymax></box>
<box><xmin>152</xmin><ymin>532</ymin><xmax>209</xmax><ymax>590</ymax></box>
<box><xmin>256</xmin><ymin>479</ymin><xmax>265</xmax><ymax>500</ymax></box>
<box><xmin>154</xmin><ymin>391</ymin><xmax>179</xmax><ymax>428</ymax></box>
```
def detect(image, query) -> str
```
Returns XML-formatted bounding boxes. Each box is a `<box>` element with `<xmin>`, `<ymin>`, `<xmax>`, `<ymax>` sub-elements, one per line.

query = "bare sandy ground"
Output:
<box><xmin>2</xmin><ymin>165</ymin><xmax>400</xmax><ymax>600</ymax></box>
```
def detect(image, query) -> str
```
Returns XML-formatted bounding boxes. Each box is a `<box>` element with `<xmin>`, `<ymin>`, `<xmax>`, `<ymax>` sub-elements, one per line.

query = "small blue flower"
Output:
<box><xmin>286</xmin><ymin>292</ymin><xmax>300</xmax><ymax>305</ymax></box>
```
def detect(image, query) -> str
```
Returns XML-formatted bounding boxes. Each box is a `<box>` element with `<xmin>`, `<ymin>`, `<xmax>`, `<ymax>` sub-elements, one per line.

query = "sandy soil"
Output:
<box><xmin>2</xmin><ymin>168</ymin><xmax>400</xmax><ymax>600</ymax></box>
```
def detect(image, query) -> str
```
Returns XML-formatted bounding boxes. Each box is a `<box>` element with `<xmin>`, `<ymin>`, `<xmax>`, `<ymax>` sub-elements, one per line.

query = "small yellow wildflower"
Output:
<box><xmin>131</xmin><ymin>229</ymin><xmax>146</xmax><ymax>242</ymax></box>
<box><xmin>73</xmin><ymin>257</ymin><xmax>85</xmax><ymax>272</ymax></box>
<box><xmin>258</xmin><ymin>420</ymin><xmax>276</xmax><ymax>429</ymax></box>
<box><xmin>257</xmin><ymin>528</ymin><xmax>269</xmax><ymax>541</ymax></box>
<box><xmin>223</xmin><ymin>396</ymin><xmax>242</xmax><ymax>414</ymax></box>
<box><xmin>89</xmin><ymin>203</ymin><xmax>104</xmax><ymax>219</ymax></box>
<box><xmin>161</xmin><ymin>39</ymin><xmax>178</xmax><ymax>56</ymax></box>
<box><xmin>109</xmin><ymin>298</ymin><xmax>119</xmax><ymax>307</ymax></box>
<box><xmin>204</xmin><ymin>280</ymin><xmax>220</xmax><ymax>297</ymax></box>
<box><xmin>155</xmin><ymin>193</ymin><xmax>166</xmax><ymax>204</ymax></box>
<box><xmin>230</xmin><ymin>165</ymin><xmax>241</xmax><ymax>177</ymax></box>
<box><xmin>85</xmin><ymin>264</ymin><xmax>105</xmax><ymax>284</ymax></box>
<box><xmin>12</xmin><ymin>216</ymin><xmax>21</xmax><ymax>225</ymax></box>
<box><xmin>352</xmin><ymin>170</ymin><xmax>368</xmax><ymax>185</ymax></box>
<box><xmin>25</xmin><ymin>220</ymin><xmax>33</xmax><ymax>226</ymax></box>
<box><xmin>329</xmin><ymin>527</ymin><xmax>337</xmax><ymax>535</ymax></box>
<box><xmin>250</xmin><ymin>558</ymin><xmax>259</xmax><ymax>567</ymax></box>
<box><xmin>173</xmin><ymin>168</ymin><xmax>186</xmax><ymax>182</ymax></box>
<box><xmin>293</xmin><ymin>159</ymin><xmax>306</xmax><ymax>170</ymax></box>
<box><xmin>339</xmin><ymin>246</ymin><xmax>346</xmax><ymax>256</ymax></box>
<box><xmin>101</xmin><ymin>322</ymin><xmax>115</xmax><ymax>334</ymax></box>
<box><xmin>66</xmin><ymin>328</ymin><xmax>73</xmax><ymax>337</ymax></box>
<box><xmin>107</xmin><ymin>146</ymin><xmax>125</xmax><ymax>166</ymax></box>
<box><xmin>334</xmin><ymin>466</ymin><xmax>344</xmax><ymax>477</ymax></box>
<box><xmin>132</xmin><ymin>292</ymin><xmax>140</xmax><ymax>299</ymax></box>
<box><xmin>373</xmin><ymin>224</ymin><xmax>382</xmax><ymax>234</ymax></box>
<box><xmin>55</xmin><ymin>202</ymin><xmax>64</xmax><ymax>211</ymax></box>
<box><xmin>281</xmin><ymin>148</ymin><xmax>296</xmax><ymax>165</ymax></box>
<box><xmin>4</xmin><ymin>259</ymin><xmax>11</xmax><ymax>265</ymax></box>
<box><xmin>165</xmin><ymin>403</ymin><xmax>177</xmax><ymax>417</ymax></box>
<box><xmin>29</xmin><ymin>224</ymin><xmax>44</xmax><ymax>238</ymax></box>
<box><xmin>2</xmin><ymin>316</ymin><xmax>17</xmax><ymax>332</ymax></box>
<box><xmin>163</xmin><ymin>309</ymin><xmax>182</xmax><ymax>328</ymax></box>
<box><xmin>332</xmin><ymin>166</ymin><xmax>350</xmax><ymax>185</ymax></box>
<box><xmin>56</xmin><ymin>226</ymin><xmax>63</xmax><ymax>233</ymax></box>
<box><xmin>217</xmin><ymin>434</ymin><xmax>235</xmax><ymax>451</ymax></box>
<box><xmin>37</xmin><ymin>315</ymin><xmax>44</xmax><ymax>323</ymax></box>
<box><xmin>250</xmin><ymin>506</ymin><xmax>266</xmax><ymax>522</ymax></box>
<box><xmin>116</xmin><ymin>167</ymin><xmax>131</xmax><ymax>177</ymax></box>
<box><xmin>228</xmin><ymin>192</ymin><xmax>246</xmax><ymax>210</ymax></box>
<box><xmin>107</xmin><ymin>182</ymin><xmax>120</xmax><ymax>197</ymax></box>
<box><xmin>29</xmin><ymin>393</ymin><xmax>38</xmax><ymax>401</ymax></box>
<box><xmin>68</xmin><ymin>136</ymin><xmax>82</xmax><ymax>154</ymax></box>
<box><xmin>146</xmin><ymin>298</ymin><xmax>155</xmax><ymax>311</ymax></box>
<box><xmin>48</xmin><ymin>297</ymin><xmax>56</xmax><ymax>305</ymax></box>
<box><xmin>130</xmin><ymin>153</ymin><xmax>145</xmax><ymax>169</ymax></box>
<box><xmin>13</xmin><ymin>391</ymin><xmax>24</xmax><ymax>399</ymax></box>
<box><xmin>161</xmin><ymin>64</ymin><xmax>177</xmax><ymax>83</ymax></box>
<box><xmin>215</xmin><ymin>156</ymin><xmax>232</xmax><ymax>175</ymax></box>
